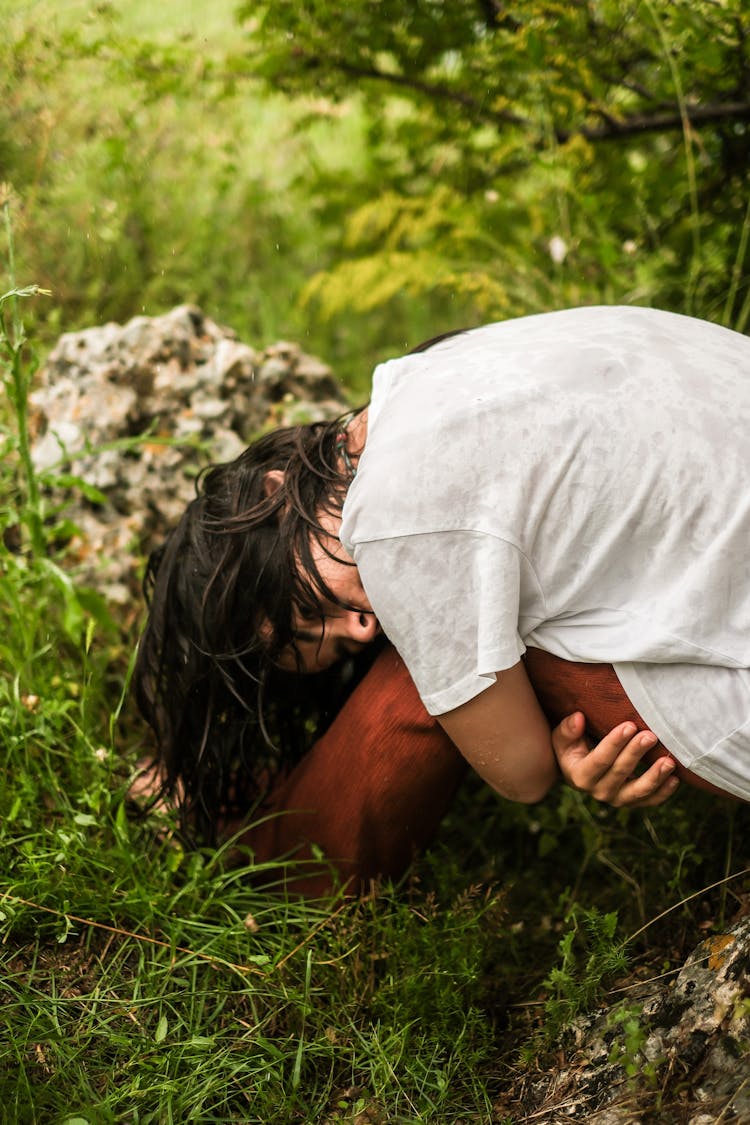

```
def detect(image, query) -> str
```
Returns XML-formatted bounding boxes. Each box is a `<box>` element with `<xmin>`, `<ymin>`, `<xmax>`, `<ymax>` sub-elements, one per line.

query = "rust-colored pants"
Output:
<box><xmin>240</xmin><ymin>645</ymin><xmax>728</xmax><ymax>896</ymax></box>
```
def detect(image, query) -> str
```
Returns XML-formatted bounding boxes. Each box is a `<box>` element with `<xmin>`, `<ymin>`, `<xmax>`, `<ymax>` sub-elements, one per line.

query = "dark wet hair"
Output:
<box><xmin>134</xmin><ymin>329</ymin><xmax>470</xmax><ymax>843</ymax></box>
<box><xmin>133</xmin><ymin>409</ymin><xmax>370</xmax><ymax>842</ymax></box>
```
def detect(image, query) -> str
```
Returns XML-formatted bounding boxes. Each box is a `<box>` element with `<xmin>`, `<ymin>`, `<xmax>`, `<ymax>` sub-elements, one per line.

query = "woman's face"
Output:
<box><xmin>262</xmin><ymin>448</ymin><xmax>379</xmax><ymax>674</ymax></box>
<box><xmin>276</xmin><ymin>530</ymin><xmax>380</xmax><ymax>674</ymax></box>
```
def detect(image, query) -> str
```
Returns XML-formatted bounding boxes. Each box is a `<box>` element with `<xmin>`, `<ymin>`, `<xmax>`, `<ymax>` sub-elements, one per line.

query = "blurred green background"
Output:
<box><xmin>4</xmin><ymin>0</ymin><xmax>749</xmax><ymax>396</ymax></box>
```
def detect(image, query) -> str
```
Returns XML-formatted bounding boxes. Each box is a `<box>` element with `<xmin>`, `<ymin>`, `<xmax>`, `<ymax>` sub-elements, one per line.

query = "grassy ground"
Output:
<box><xmin>3</xmin><ymin>648</ymin><xmax>747</xmax><ymax>1123</ymax></box>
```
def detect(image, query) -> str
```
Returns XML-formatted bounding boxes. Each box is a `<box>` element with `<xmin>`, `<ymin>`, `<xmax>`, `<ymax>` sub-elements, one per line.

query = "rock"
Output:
<box><xmin>30</xmin><ymin>306</ymin><xmax>350</xmax><ymax>603</ymax></box>
<box><xmin>507</xmin><ymin>915</ymin><xmax>750</xmax><ymax>1123</ymax></box>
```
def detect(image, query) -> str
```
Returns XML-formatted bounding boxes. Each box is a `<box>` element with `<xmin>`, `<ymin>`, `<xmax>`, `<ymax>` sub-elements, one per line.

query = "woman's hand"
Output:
<box><xmin>552</xmin><ymin>711</ymin><xmax>679</xmax><ymax>808</ymax></box>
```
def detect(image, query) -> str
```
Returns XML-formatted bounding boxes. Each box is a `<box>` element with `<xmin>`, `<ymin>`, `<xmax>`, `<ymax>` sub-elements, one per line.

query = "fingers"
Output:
<box><xmin>553</xmin><ymin>713</ymin><xmax>680</xmax><ymax>808</ymax></box>
<box><xmin>621</xmin><ymin>762</ymin><xmax>680</xmax><ymax>807</ymax></box>
<box><xmin>551</xmin><ymin>710</ymin><xmax>589</xmax><ymax>763</ymax></box>
<box><xmin>585</xmin><ymin>722</ymin><xmax>659</xmax><ymax>784</ymax></box>
<box><xmin>603</xmin><ymin>754</ymin><xmax>679</xmax><ymax>808</ymax></box>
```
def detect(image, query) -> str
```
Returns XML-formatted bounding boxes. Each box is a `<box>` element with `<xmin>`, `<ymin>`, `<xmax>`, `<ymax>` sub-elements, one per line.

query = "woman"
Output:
<box><xmin>135</xmin><ymin>305</ymin><xmax>750</xmax><ymax>894</ymax></box>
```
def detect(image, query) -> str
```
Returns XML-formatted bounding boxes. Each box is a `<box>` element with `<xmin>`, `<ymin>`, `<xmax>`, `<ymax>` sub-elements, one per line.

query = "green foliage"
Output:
<box><xmin>541</xmin><ymin>905</ymin><xmax>627</xmax><ymax>1036</ymax></box>
<box><xmin>1</xmin><ymin>200</ymin><xmax>113</xmax><ymax>645</ymax></box>
<box><xmin>1</xmin><ymin>197</ymin><xmax>49</xmax><ymax>556</ymax></box>
<box><xmin>0</xmin><ymin>2</ymin><xmax>384</xmax><ymax>379</ymax></box>
<box><xmin>5</xmin><ymin>0</ymin><xmax>750</xmax><ymax>394</ymax></box>
<box><xmin>607</xmin><ymin>1004</ymin><xmax>659</xmax><ymax>1083</ymax></box>
<box><xmin>248</xmin><ymin>0</ymin><xmax>750</xmax><ymax>331</ymax></box>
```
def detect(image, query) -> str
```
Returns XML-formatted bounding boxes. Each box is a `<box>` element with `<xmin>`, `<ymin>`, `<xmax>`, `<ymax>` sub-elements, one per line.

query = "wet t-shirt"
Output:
<box><xmin>340</xmin><ymin>306</ymin><xmax>750</xmax><ymax>796</ymax></box>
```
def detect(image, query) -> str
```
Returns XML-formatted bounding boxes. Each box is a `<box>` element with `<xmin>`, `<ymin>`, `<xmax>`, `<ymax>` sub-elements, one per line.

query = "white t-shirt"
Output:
<box><xmin>339</xmin><ymin>306</ymin><xmax>750</xmax><ymax>797</ymax></box>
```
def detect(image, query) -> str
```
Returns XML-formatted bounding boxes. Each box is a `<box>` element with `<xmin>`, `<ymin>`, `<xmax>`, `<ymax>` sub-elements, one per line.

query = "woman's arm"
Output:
<box><xmin>436</xmin><ymin>660</ymin><xmax>558</xmax><ymax>803</ymax></box>
<box><xmin>434</xmin><ymin>657</ymin><xmax>681</xmax><ymax>808</ymax></box>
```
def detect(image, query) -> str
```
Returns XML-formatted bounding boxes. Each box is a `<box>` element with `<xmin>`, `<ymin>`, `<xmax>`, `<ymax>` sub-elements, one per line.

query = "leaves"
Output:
<box><xmin>541</xmin><ymin>905</ymin><xmax>628</xmax><ymax>1041</ymax></box>
<box><xmin>246</xmin><ymin>0</ymin><xmax>750</xmax><ymax>330</ymax></box>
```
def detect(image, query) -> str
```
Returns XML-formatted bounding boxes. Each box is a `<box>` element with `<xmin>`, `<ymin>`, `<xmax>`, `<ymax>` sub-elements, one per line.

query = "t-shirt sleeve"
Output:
<box><xmin>354</xmin><ymin>530</ymin><xmax>527</xmax><ymax>715</ymax></box>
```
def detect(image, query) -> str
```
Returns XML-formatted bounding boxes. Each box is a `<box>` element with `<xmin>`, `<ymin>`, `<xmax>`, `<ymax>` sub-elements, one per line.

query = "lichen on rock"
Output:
<box><xmin>508</xmin><ymin>915</ymin><xmax>750</xmax><ymax>1123</ymax></box>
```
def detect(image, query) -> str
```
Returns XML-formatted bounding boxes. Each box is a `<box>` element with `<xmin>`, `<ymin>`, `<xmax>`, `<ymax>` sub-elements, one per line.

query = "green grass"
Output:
<box><xmin>1</xmin><ymin>0</ymin><xmax>239</xmax><ymax>40</ymax></box>
<box><xmin>2</xmin><ymin>879</ymin><xmax>502</xmax><ymax>1122</ymax></box>
<box><xmin>3</xmin><ymin>669</ymin><xmax>748</xmax><ymax>1125</ymax></box>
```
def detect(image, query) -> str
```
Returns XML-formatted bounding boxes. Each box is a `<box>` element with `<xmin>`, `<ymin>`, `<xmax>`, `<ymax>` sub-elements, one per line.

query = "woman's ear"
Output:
<box><xmin>263</xmin><ymin>469</ymin><xmax>285</xmax><ymax>499</ymax></box>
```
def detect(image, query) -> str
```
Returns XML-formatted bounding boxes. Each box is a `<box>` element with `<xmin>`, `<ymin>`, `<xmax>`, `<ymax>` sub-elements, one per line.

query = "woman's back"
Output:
<box><xmin>340</xmin><ymin>306</ymin><xmax>750</xmax><ymax>737</ymax></box>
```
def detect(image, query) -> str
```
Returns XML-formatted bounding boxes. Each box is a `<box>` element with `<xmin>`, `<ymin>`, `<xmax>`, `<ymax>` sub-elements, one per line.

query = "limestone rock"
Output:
<box><xmin>508</xmin><ymin>915</ymin><xmax>750</xmax><ymax>1123</ymax></box>
<box><xmin>30</xmin><ymin>306</ymin><xmax>350</xmax><ymax>603</ymax></box>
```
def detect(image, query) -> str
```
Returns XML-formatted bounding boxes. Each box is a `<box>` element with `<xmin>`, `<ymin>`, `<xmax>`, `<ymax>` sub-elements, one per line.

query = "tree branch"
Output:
<box><xmin>330</xmin><ymin>58</ymin><xmax>526</xmax><ymax>128</ymax></box>
<box><xmin>562</xmin><ymin>101</ymin><xmax>750</xmax><ymax>143</ymax></box>
<box><xmin>331</xmin><ymin>56</ymin><xmax>750</xmax><ymax>144</ymax></box>
<box><xmin>476</xmin><ymin>0</ymin><xmax>502</xmax><ymax>28</ymax></box>
<box><xmin>475</xmin><ymin>0</ymin><xmax>521</xmax><ymax>32</ymax></box>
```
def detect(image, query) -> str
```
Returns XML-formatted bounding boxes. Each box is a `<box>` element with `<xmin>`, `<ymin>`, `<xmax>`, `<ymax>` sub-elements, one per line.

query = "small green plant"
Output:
<box><xmin>607</xmin><ymin>1004</ymin><xmax>660</xmax><ymax>1084</ymax></box>
<box><xmin>1</xmin><ymin>192</ymin><xmax>113</xmax><ymax>644</ymax></box>
<box><xmin>1</xmin><ymin>187</ymin><xmax>50</xmax><ymax>557</ymax></box>
<box><xmin>539</xmin><ymin>905</ymin><xmax>628</xmax><ymax>1045</ymax></box>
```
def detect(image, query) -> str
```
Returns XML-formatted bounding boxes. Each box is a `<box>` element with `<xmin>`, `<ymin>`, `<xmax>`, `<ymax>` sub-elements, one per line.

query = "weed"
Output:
<box><xmin>607</xmin><ymin>1004</ymin><xmax>660</xmax><ymax>1084</ymax></box>
<box><xmin>521</xmin><ymin>905</ymin><xmax>628</xmax><ymax>1055</ymax></box>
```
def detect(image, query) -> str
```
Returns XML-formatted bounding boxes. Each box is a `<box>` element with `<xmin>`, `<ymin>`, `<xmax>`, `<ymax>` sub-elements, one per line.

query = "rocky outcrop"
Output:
<box><xmin>30</xmin><ymin>305</ymin><xmax>349</xmax><ymax>602</ymax></box>
<box><xmin>503</xmin><ymin>915</ymin><xmax>750</xmax><ymax>1124</ymax></box>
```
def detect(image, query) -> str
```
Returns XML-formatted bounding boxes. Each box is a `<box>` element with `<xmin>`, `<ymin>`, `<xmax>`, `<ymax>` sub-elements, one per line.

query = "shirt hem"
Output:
<box><xmin>420</xmin><ymin>643</ymin><xmax>526</xmax><ymax>716</ymax></box>
<box><xmin>614</xmin><ymin>662</ymin><xmax>750</xmax><ymax>801</ymax></box>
